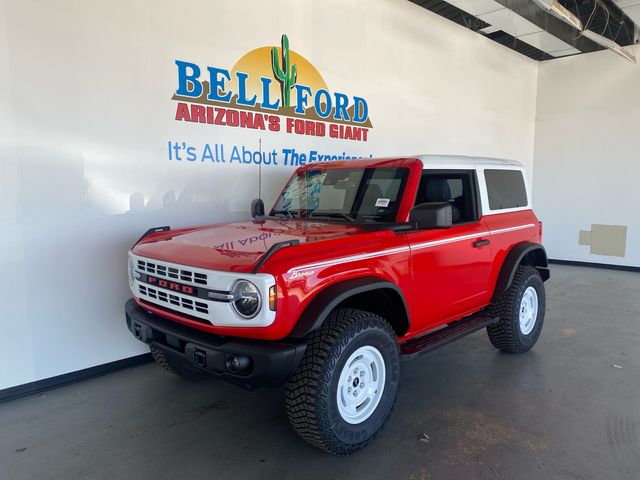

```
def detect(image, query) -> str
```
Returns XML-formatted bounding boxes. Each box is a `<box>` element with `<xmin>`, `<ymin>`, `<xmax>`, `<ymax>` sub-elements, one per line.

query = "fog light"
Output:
<box><xmin>225</xmin><ymin>355</ymin><xmax>251</xmax><ymax>373</ymax></box>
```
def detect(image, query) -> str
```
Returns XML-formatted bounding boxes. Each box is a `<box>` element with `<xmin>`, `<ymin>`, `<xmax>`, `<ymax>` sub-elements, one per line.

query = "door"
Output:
<box><xmin>406</xmin><ymin>169</ymin><xmax>493</xmax><ymax>333</ymax></box>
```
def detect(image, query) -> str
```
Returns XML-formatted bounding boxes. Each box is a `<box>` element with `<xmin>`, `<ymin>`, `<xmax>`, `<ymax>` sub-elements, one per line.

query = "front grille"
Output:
<box><xmin>137</xmin><ymin>259</ymin><xmax>207</xmax><ymax>285</ymax></box>
<box><xmin>139</xmin><ymin>284</ymin><xmax>209</xmax><ymax>314</ymax></box>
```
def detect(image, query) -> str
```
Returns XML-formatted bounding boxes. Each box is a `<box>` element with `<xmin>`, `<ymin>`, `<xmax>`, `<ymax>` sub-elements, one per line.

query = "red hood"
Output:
<box><xmin>131</xmin><ymin>219</ymin><xmax>364</xmax><ymax>273</ymax></box>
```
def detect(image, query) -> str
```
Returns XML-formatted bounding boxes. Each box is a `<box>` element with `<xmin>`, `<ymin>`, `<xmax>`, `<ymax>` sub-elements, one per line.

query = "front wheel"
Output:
<box><xmin>487</xmin><ymin>265</ymin><xmax>545</xmax><ymax>353</ymax></box>
<box><xmin>285</xmin><ymin>308</ymin><xmax>400</xmax><ymax>455</ymax></box>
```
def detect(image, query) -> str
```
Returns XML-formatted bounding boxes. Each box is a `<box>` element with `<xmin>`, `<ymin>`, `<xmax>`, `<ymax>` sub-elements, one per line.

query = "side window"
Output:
<box><xmin>415</xmin><ymin>170</ymin><xmax>478</xmax><ymax>224</ymax></box>
<box><xmin>356</xmin><ymin>169</ymin><xmax>405</xmax><ymax>216</ymax></box>
<box><xmin>484</xmin><ymin>169</ymin><xmax>528</xmax><ymax>210</ymax></box>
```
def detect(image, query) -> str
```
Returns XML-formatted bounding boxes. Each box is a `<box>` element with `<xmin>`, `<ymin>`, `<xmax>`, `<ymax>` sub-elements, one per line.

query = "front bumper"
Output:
<box><xmin>125</xmin><ymin>298</ymin><xmax>307</xmax><ymax>389</ymax></box>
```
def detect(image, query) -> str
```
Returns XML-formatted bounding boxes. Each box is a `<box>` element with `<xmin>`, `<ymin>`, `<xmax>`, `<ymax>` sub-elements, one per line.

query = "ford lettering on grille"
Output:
<box><xmin>146</xmin><ymin>275</ymin><xmax>196</xmax><ymax>296</ymax></box>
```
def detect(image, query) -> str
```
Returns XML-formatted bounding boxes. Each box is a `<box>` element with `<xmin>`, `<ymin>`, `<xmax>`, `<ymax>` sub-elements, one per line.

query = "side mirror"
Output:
<box><xmin>409</xmin><ymin>202</ymin><xmax>452</xmax><ymax>229</ymax></box>
<box><xmin>251</xmin><ymin>198</ymin><xmax>265</xmax><ymax>218</ymax></box>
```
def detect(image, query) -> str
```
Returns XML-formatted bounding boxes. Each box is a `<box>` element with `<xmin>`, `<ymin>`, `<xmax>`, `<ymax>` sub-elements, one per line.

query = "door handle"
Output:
<box><xmin>473</xmin><ymin>239</ymin><xmax>490</xmax><ymax>248</ymax></box>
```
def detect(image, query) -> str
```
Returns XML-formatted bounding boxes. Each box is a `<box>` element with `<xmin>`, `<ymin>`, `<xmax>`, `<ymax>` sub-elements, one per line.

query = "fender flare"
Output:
<box><xmin>288</xmin><ymin>276</ymin><xmax>410</xmax><ymax>339</ymax></box>
<box><xmin>492</xmin><ymin>242</ymin><xmax>550</xmax><ymax>300</ymax></box>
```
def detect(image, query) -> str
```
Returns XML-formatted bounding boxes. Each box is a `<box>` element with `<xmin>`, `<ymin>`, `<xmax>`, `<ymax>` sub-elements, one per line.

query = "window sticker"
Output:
<box><xmin>375</xmin><ymin>198</ymin><xmax>390</xmax><ymax>207</ymax></box>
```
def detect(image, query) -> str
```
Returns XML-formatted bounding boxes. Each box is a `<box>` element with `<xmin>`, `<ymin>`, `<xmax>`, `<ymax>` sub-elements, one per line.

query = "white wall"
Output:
<box><xmin>0</xmin><ymin>0</ymin><xmax>538</xmax><ymax>390</ymax></box>
<box><xmin>533</xmin><ymin>50</ymin><xmax>640</xmax><ymax>267</ymax></box>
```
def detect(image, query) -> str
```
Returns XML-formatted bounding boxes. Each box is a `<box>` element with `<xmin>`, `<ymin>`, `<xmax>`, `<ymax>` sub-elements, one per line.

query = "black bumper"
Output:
<box><xmin>125</xmin><ymin>298</ymin><xmax>307</xmax><ymax>389</ymax></box>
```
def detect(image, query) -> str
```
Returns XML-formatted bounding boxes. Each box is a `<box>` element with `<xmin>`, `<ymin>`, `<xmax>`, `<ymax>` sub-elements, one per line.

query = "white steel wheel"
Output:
<box><xmin>519</xmin><ymin>286</ymin><xmax>539</xmax><ymax>335</ymax></box>
<box><xmin>336</xmin><ymin>345</ymin><xmax>386</xmax><ymax>425</ymax></box>
<box><xmin>487</xmin><ymin>266</ymin><xmax>545</xmax><ymax>354</ymax></box>
<box><xmin>286</xmin><ymin>309</ymin><xmax>401</xmax><ymax>454</ymax></box>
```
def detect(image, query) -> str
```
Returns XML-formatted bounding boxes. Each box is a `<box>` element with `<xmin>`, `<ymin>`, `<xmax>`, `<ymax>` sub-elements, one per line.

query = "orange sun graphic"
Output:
<box><xmin>229</xmin><ymin>46</ymin><xmax>328</xmax><ymax>109</ymax></box>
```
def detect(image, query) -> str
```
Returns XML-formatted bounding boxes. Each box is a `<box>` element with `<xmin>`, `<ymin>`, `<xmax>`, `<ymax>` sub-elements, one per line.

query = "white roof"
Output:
<box><xmin>415</xmin><ymin>154</ymin><xmax>523</xmax><ymax>168</ymax></box>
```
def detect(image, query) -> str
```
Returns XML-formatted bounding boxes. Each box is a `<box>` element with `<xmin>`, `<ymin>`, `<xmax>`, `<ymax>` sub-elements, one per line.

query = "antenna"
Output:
<box><xmin>258</xmin><ymin>138</ymin><xmax>262</xmax><ymax>200</ymax></box>
<box><xmin>250</xmin><ymin>139</ymin><xmax>266</xmax><ymax>219</ymax></box>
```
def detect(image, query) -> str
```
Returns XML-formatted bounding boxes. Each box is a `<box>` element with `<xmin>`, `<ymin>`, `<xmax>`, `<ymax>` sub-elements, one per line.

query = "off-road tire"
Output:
<box><xmin>487</xmin><ymin>265</ymin><xmax>545</xmax><ymax>353</ymax></box>
<box><xmin>150</xmin><ymin>345</ymin><xmax>210</xmax><ymax>381</ymax></box>
<box><xmin>285</xmin><ymin>308</ymin><xmax>401</xmax><ymax>455</ymax></box>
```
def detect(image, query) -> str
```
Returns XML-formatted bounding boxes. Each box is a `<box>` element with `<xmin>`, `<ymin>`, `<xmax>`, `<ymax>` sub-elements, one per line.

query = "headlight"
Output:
<box><xmin>231</xmin><ymin>280</ymin><xmax>262</xmax><ymax>319</ymax></box>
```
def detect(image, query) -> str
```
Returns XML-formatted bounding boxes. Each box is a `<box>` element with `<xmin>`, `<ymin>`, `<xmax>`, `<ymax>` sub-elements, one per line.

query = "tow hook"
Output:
<box><xmin>193</xmin><ymin>349</ymin><xmax>207</xmax><ymax>368</ymax></box>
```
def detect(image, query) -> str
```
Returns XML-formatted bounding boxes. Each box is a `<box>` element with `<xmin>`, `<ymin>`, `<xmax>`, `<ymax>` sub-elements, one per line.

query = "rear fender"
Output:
<box><xmin>492</xmin><ymin>243</ymin><xmax>549</xmax><ymax>300</ymax></box>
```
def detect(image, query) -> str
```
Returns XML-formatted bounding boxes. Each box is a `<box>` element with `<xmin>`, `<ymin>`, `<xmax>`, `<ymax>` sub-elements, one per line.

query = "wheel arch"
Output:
<box><xmin>492</xmin><ymin>242</ymin><xmax>549</xmax><ymax>301</ymax></box>
<box><xmin>288</xmin><ymin>277</ymin><xmax>410</xmax><ymax>339</ymax></box>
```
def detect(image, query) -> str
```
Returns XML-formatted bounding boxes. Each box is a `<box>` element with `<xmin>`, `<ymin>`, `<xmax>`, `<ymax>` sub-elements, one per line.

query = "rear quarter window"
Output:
<box><xmin>485</xmin><ymin>169</ymin><xmax>528</xmax><ymax>210</ymax></box>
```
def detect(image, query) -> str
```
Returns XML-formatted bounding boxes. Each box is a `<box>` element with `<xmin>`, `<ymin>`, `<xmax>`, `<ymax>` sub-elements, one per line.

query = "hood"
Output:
<box><xmin>131</xmin><ymin>219</ymin><xmax>364</xmax><ymax>273</ymax></box>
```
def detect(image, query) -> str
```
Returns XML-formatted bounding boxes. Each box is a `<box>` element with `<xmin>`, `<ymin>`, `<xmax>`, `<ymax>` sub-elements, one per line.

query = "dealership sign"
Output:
<box><xmin>172</xmin><ymin>35</ymin><xmax>372</xmax><ymax>142</ymax></box>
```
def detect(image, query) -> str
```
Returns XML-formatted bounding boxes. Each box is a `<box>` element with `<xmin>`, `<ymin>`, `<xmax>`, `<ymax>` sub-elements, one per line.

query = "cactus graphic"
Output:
<box><xmin>271</xmin><ymin>34</ymin><xmax>297</xmax><ymax>108</ymax></box>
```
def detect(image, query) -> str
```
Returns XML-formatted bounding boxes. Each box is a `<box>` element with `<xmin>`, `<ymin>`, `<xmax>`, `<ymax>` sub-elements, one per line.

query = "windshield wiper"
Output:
<box><xmin>309</xmin><ymin>212</ymin><xmax>359</xmax><ymax>224</ymax></box>
<box><xmin>270</xmin><ymin>209</ymin><xmax>298</xmax><ymax>219</ymax></box>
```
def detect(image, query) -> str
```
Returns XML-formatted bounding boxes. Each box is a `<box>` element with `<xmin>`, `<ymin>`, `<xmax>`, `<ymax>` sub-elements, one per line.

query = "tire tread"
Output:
<box><xmin>285</xmin><ymin>308</ymin><xmax>398</xmax><ymax>455</ymax></box>
<box><xmin>487</xmin><ymin>265</ymin><xmax>544</xmax><ymax>353</ymax></box>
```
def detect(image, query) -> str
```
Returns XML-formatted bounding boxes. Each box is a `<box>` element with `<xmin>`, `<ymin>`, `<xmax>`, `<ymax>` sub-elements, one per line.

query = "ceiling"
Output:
<box><xmin>411</xmin><ymin>0</ymin><xmax>640</xmax><ymax>60</ymax></box>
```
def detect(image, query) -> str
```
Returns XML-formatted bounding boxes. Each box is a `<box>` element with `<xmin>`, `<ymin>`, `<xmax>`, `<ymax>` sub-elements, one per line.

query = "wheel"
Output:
<box><xmin>487</xmin><ymin>265</ymin><xmax>545</xmax><ymax>353</ymax></box>
<box><xmin>150</xmin><ymin>345</ymin><xmax>211</xmax><ymax>381</ymax></box>
<box><xmin>285</xmin><ymin>308</ymin><xmax>401</xmax><ymax>455</ymax></box>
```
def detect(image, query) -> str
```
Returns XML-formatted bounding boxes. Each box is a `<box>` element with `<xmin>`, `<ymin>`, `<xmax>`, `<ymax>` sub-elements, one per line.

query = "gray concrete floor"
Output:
<box><xmin>1</xmin><ymin>265</ymin><xmax>639</xmax><ymax>480</ymax></box>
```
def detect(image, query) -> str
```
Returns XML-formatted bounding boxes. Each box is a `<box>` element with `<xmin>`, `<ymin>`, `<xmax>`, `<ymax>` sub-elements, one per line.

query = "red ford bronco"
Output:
<box><xmin>125</xmin><ymin>155</ymin><xmax>549</xmax><ymax>454</ymax></box>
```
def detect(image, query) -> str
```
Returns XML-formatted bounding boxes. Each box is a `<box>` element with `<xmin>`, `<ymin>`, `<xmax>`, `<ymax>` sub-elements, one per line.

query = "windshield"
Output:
<box><xmin>271</xmin><ymin>167</ymin><xmax>409</xmax><ymax>223</ymax></box>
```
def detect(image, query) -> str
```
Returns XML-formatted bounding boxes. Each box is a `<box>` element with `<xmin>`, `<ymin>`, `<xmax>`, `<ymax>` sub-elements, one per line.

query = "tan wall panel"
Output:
<box><xmin>589</xmin><ymin>224</ymin><xmax>627</xmax><ymax>257</ymax></box>
<box><xmin>578</xmin><ymin>230</ymin><xmax>591</xmax><ymax>246</ymax></box>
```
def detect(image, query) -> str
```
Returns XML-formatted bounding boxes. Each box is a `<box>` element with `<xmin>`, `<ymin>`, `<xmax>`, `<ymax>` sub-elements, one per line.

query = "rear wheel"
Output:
<box><xmin>487</xmin><ymin>265</ymin><xmax>545</xmax><ymax>353</ymax></box>
<box><xmin>285</xmin><ymin>308</ymin><xmax>401</xmax><ymax>455</ymax></box>
<box><xmin>150</xmin><ymin>345</ymin><xmax>210</xmax><ymax>381</ymax></box>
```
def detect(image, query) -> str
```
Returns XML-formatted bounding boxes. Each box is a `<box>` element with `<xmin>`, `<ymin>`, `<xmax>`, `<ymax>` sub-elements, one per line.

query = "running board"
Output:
<box><xmin>400</xmin><ymin>314</ymin><xmax>499</xmax><ymax>360</ymax></box>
